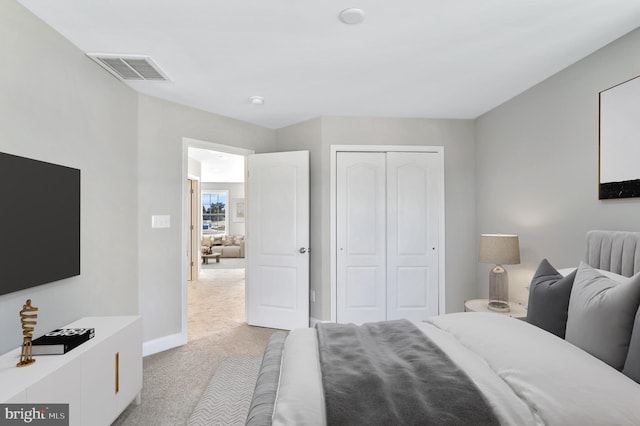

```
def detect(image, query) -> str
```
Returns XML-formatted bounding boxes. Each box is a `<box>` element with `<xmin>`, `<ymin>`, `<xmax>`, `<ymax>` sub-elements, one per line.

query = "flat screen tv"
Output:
<box><xmin>0</xmin><ymin>152</ymin><xmax>80</xmax><ymax>296</ymax></box>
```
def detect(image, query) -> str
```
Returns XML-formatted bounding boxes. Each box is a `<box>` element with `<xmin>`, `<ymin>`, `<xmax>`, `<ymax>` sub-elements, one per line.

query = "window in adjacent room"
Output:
<box><xmin>202</xmin><ymin>190</ymin><xmax>228</xmax><ymax>235</ymax></box>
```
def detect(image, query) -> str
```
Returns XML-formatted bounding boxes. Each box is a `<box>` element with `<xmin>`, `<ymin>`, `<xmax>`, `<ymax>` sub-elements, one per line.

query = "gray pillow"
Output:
<box><xmin>565</xmin><ymin>262</ymin><xmax>640</xmax><ymax>370</ymax></box>
<box><xmin>526</xmin><ymin>259</ymin><xmax>576</xmax><ymax>338</ymax></box>
<box><xmin>623</xmin><ymin>308</ymin><xmax>640</xmax><ymax>383</ymax></box>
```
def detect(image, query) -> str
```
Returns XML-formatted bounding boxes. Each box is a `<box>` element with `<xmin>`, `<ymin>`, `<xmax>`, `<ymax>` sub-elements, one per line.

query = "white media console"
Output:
<box><xmin>0</xmin><ymin>316</ymin><xmax>142</xmax><ymax>426</ymax></box>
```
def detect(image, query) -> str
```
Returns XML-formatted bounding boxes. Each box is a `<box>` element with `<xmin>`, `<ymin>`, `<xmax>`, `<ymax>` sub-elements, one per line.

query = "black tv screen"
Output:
<box><xmin>0</xmin><ymin>152</ymin><xmax>80</xmax><ymax>296</ymax></box>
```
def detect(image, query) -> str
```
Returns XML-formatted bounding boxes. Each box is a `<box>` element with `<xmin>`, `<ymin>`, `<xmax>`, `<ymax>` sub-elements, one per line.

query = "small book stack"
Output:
<box><xmin>31</xmin><ymin>328</ymin><xmax>95</xmax><ymax>355</ymax></box>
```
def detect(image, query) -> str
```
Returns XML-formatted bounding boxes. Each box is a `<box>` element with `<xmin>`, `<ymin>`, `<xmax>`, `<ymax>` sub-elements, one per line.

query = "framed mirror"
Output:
<box><xmin>599</xmin><ymin>75</ymin><xmax>640</xmax><ymax>199</ymax></box>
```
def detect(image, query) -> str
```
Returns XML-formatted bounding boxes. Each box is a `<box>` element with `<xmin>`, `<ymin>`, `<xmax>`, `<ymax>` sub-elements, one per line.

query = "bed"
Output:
<box><xmin>246</xmin><ymin>230</ymin><xmax>640</xmax><ymax>425</ymax></box>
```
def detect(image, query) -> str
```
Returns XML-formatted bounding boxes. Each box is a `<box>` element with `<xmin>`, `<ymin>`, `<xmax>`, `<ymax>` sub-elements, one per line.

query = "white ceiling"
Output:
<box><xmin>17</xmin><ymin>0</ymin><xmax>640</xmax><ymax>129</ymax></box>
<box><xmin>188</xmin><ymin>148</ymin><xmax>245</xmax><ymax>183</ymax></box>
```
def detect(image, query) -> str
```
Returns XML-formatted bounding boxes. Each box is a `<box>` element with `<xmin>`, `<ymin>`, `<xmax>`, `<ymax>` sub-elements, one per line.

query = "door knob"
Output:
<box><xmin>299</xmin><ymin>247</ymin><xmax>308</xmax><ymax>253</ymax></box>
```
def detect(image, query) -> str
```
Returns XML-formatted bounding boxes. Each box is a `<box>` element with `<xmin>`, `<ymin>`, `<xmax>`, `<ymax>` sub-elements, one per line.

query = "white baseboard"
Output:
<box><xmin>309</xmin><ymin>317</ymin><xmax>333</xmax><ymax>328</ymax></box>
<box><xmin>142</xmin><ymin>332</ymin><xmax>187</xmax><ymax>356</ymax></box>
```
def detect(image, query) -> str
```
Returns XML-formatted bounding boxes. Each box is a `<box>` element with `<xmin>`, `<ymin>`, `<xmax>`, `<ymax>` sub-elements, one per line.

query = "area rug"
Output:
<box><xmin>187</xmin><ymin>355</ymin><xmax>261</xmax><ymax>426</ymax></box>
<box><xmin>202</xmin><ymin>257</ymin><xmax>246</xmax><ymax>270</ymax></box>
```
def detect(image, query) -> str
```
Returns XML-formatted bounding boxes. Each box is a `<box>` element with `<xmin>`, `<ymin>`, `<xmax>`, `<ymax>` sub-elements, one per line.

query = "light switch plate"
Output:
<box><xmin>151</xmin><ymin>215</ymin><xmax>171</xmax><ymax>229</ymax></box>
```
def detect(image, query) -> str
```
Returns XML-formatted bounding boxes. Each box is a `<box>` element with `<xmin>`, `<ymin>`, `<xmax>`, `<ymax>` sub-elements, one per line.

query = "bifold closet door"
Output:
<box><xmin>336</xmin><ymin>152</ymin><xmax>386</xmax><ymax>324</ymax></box>
<box><xmin>336</xmin><ymin>151</ymin><xmax>441</xmax><ymax>325</ymax></box>
<box><xmin>386</xmin><ymin>152</ymin><xmax>440</xmax><ymax>321</ymax></box>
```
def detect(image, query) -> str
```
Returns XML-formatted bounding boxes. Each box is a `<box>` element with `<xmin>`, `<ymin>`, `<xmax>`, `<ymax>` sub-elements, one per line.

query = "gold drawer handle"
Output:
<box><xmin>115</xmin><ymin>352</ymin><xmax>120</xmax><ymax>394</ymax></box>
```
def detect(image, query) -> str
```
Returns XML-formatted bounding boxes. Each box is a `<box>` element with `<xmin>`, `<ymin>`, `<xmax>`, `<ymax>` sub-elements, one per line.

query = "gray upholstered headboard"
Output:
<box><xmin>586</xmin><ymin>230</ymin><xmax>640</xmax><ymax>277</ymax></box>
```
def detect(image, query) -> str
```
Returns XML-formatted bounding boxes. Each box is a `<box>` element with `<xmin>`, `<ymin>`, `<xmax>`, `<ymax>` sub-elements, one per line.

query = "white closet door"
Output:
<box><xmin>386</xmin><ymin>152</ymin><xmax>440</xmax><ymax>321</ymax></box>
<box><xmin>336</xmin><ymin>152</ymin><xmax>386</xmax><ymax>324</ymax></box>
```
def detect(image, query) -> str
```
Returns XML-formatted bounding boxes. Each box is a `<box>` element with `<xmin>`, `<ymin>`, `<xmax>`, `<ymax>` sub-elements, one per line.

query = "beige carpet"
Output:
<box><xmin>188</xmin><ymin>268</ymin><xmax>247</xmax><ymax>342</ymax></box>
<box><xmin>112</xmin><ymin>267</ymin><xmax>279</xmax><ymax>426</ymax></box>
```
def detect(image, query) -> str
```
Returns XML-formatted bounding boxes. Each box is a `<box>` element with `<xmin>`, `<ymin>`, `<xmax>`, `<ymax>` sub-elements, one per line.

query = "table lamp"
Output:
<box><xmin>479</xmin><ymin>234</ymin><xmax>520</xmax><ymax>312</ymax></box>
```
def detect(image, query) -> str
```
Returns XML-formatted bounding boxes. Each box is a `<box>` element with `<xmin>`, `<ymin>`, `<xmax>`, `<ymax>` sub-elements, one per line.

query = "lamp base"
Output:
<box><xmin>487</xmin><ymin>300</ymin><xmax>510</xmax><ymax>312</ymax></box>
<box><xmin>488</xmin><ymin>265</ymin><xmax>510</xmax><ymax>312</ymax></box>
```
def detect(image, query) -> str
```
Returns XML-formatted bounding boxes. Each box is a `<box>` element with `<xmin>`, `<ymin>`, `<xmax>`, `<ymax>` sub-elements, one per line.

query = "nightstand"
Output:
<box><xmin>464</xmin><ymin>299</ymin><xmax>527</xmax><ymax>320</ymax></box>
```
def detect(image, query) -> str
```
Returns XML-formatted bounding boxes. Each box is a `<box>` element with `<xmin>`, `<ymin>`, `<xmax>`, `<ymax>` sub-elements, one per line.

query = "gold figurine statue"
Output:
<box><xmin>17</xmin><ymin>299</ymin><xmax>38</xmax><ymax>367</ymax></box>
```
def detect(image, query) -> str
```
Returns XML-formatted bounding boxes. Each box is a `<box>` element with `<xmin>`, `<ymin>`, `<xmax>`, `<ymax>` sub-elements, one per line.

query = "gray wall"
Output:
<box><xmin>0</xmin><ymin>0</ymin><xmax>139</xmax><ymax>353</ymax></box>
<box><xmin>137</xmin><ymin>94</ymin><xmax>275</xmax><ymax>344</ymax></box>
<box><xmin>277</xmin><ymin>116</ymin><xmax>478</xmax><ymax>319</ymax></box>
<box><xmin>475</xmin><ymin>28</ymin><xmax>640</xmax><ymax>305</ymax></box>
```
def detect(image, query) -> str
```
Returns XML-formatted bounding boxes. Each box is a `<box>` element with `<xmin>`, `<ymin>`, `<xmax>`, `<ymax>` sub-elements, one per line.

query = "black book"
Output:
<box><xmin>31</xmin><ymin>328</ymin><xmax>95</xmax><ymax>355</ymax></box>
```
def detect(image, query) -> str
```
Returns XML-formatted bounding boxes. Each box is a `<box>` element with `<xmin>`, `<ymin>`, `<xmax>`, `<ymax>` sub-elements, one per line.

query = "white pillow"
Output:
<box><xmin>565</xmin><ymin>262</ymin><xmax>640</xmax><ymax>370</ymax></box>
<box><xmin>558</xmin><ymin>267</ymin><xmax>625</xmax><ymax>282</ymax></box>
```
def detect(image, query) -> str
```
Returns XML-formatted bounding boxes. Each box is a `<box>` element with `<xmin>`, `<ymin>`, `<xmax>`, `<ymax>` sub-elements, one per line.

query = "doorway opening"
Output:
<box><xmin>182</xmin><ymin>138</ymin><xmax>253</xmax><ymax>342</ymax></box>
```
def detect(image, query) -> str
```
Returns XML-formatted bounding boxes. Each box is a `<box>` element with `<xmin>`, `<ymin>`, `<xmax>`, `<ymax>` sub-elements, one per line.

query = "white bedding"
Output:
<box><xmin>272</xmin><ymin>313</ymin><xmax>640</xmax><ymax>425</ymax></box>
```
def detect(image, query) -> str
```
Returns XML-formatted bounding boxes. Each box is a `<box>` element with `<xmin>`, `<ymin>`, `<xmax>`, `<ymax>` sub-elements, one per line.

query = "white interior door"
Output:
<box><xmin>246</xmin><ymin>151</ymin><xmax>309</xmax><ymax>330</ymax></box>
<box><xmin>336</xmin><ymin>152</ymin><xmax>386</xmax><ymax>324</ymax></box>
<box><xmin>386</xmin><ymin>152</ymin><xmax>440</xmax><ymax>321</ymax></box>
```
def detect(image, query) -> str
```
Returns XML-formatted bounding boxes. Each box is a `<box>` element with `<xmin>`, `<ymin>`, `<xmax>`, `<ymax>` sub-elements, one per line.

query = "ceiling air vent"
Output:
<box><xmin>87</xmin><ymin>54</ymin><xmax>169</xmax><ymax>81</ymax></box>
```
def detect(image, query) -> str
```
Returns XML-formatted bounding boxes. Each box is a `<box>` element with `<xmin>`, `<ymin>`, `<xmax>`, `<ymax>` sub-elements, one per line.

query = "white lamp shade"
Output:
<box><xmin>479</xmin><ymin>234</ymin><xmax>520</xmax><ymax>265</ymax></box>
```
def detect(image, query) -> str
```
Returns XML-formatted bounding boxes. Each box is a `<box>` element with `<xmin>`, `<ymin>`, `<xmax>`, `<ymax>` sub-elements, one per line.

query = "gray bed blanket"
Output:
<box><xmin>316</xmin><ymin>319</ymin><xmax>500</xmax><ymax>426</ymax></box>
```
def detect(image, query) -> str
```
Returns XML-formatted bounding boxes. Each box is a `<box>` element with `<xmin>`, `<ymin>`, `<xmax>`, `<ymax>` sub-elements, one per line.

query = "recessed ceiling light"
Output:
<box><xmin>339</xmin><ymin>8</ymin><xmax>365</xmax><ymax>25</ymax></box>
<box><xmin>250</xmin><ymin>96</ymin><xmax>264</xmax><ymax>105</ymax></box>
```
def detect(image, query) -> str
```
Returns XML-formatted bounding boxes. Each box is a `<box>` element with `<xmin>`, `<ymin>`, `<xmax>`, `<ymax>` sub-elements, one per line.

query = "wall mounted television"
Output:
<box><xmin>0</xmin><ymin>152</ymin><xmax>80</xmax><ymax>296</ymax></box>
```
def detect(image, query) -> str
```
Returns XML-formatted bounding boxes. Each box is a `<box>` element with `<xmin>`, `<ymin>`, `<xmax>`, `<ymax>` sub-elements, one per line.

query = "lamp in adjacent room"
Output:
<box><xmin>479</xmin><ymin>234</ymin><xmax>520</xmax><ymax>312</ymax></box>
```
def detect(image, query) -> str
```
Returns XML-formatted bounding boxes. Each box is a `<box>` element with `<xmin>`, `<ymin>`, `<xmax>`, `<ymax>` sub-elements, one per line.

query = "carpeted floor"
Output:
<box><xmin>188</xmin><ymin>267</ymin><xmax>248</xmax><ymax>342</ymax></box>
<box><xmin>112</xmin><ymin>267</ymin><xmax>279</xmax><ymax>426</ymax></box>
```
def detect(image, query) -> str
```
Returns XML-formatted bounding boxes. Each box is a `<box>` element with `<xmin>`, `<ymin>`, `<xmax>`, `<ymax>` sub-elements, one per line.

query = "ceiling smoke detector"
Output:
<box><xmin>87</xmin><ymin>54</ymin><xmax>169</xmax><ymax>81</ymax></box>
<box><xmin>338</xmin><ymin>8</ymin><xmax>365</xmax><ymax>25</ymax></box>
<box><xmin>250</xmin><ymin>96</ymin><xmax>265</xmax><ymax>105</ymax></box>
